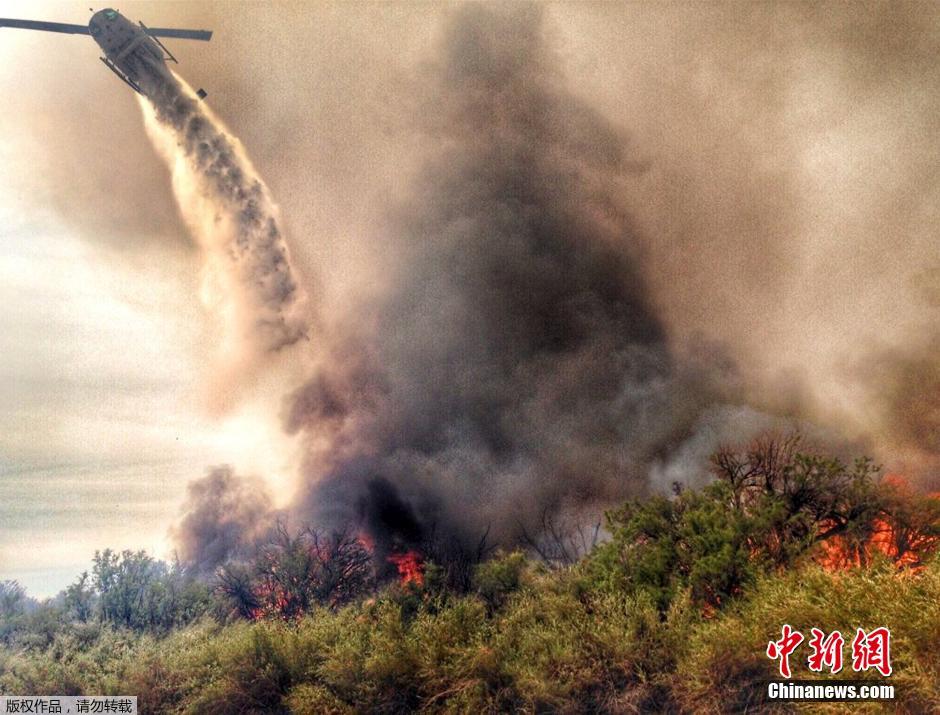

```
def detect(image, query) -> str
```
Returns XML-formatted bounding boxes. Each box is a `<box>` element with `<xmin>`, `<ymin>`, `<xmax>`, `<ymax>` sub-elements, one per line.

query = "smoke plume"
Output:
<box><xmin>153</xmin><ymin>2</ymin><xmax>940</xmax><ymax>570</ymax></box>
<box><xmin>280</xmin><ymin>3</ymin><xmax>731</xmax><ymax>556</ymax></box>
<box><xmin>171</xmin><ymin>466</ymin><xmax>273</xmax><ymax>575</ymax></box>
<box><xmin>136</xmin><ymin>67</ymin><xmax>308</xmax><ymax>408</ymax></box>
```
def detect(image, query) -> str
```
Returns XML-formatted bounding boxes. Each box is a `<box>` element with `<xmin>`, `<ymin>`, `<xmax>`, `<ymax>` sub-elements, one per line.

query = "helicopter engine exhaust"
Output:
<box><xmin>135</xmin><ymin>67</ymin><xmax>308</xmax><ymax>411</ymax></box>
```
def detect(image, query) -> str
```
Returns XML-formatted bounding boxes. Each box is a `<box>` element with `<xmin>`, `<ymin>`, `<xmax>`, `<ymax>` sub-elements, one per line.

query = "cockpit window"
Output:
<box><xmin>104</xmin><ymin>10</ymin><xmax>118</xmax><ymax>20</ymax></box>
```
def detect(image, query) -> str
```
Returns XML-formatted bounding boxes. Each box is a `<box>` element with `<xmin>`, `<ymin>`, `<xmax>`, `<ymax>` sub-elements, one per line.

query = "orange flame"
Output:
<box><xmin>248</xmin><ymin>582</ymin><xmax>294</xmax><ymax>621</ymax></box>
<box><xmin>816</xmin><ymin>518</ymin><xmax>915</xmax><ymax>570</ymax></box>
<box><xmin>388</xmin><ymin>550</ymin><xmax>424</xmax><ymax>586</ymax></box>
<box><xmin>815</xmin><ymin>474</ymin><xmax>940</xmax><ymax>572</ymax></box>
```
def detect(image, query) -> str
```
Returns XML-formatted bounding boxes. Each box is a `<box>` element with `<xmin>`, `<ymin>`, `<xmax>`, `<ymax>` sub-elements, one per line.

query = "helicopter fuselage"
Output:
<box><xmin>89</xmin><ymin>9</ymin><xmax>167</xmax><ymax>93</ymax></box>
<box><xmin>0</xmin><ymin>8</ymin><xmax>211</xmax><ymax>96</ymax></box>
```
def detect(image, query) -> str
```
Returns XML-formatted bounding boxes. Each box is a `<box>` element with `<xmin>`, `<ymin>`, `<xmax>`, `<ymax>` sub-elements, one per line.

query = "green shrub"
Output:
<box><xmin>2</xmin><ymin>436</ymin><xmax>937</xmax><ymax>713</ymax></box>
<box><xmin>587</xmin><ymin>481</ymin><xmax>757</xmax><ymax>612</ymax></box>
<box><xmin>673</xmin><ymin>558</ymin><xmax>940</xmax><ymax>713</ymax></box>
<box><xmin>472</xmin><ymin>551</ymin><xmax>528</xmax><ymax>612</ymax></box>
<box><xmin>285</xmin><ymin>683</ymin><xmax>353</xmax><ymax>714</ymax></box>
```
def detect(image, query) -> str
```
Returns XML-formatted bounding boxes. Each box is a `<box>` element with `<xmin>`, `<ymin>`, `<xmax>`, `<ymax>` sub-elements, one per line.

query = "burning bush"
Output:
<box><xmin>387</xmin><ymin>551</ymin><xmax>424</xmax><ymax>587</ymax></box>
<box><xmin>589</xmin><ymin>433</ymin><xmax>940</xmax><ymax>612</ymax></box>
<box><xmin>817</xmin><ymin>475</ymin><xmax>940</xmax><ymax>570</ymax></box>
<box><xmin>709</xmin><ymin>434</ymin><xmax>885</xmax><ymax>568</ymax></box>
<box><xmin>878</xmin><ymin>478</ymin><xmax>940</xmax><ymax>566</ymax></box>
<box><xmin>217</xmin><ymin>523</ymin><xmax>374</xmax><ymax>621</ymax></box>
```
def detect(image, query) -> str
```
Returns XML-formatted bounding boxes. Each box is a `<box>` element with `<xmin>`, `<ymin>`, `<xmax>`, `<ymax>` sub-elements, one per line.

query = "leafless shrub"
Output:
<box><xmin>521</xmin><ymin>509</ymin><xmax>602</xmax><ymax>568</ymax></box>
<box><xmin>420</xmin><ymin>524</ymin><xmax>496</xmax><ymax>592</ymax></box>
<box><xmin>217</xmin><ymin>521</ymin><xmax>374</xmax><ymax>620</ymax></box>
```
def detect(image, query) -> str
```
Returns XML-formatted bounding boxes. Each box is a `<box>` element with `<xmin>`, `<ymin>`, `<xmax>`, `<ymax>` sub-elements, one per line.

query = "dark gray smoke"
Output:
<box><xmin>280</xmin><ymin>3</ymin><xmax>729</xmax><ymax>555</ymax></box>
<box><xmin>166</xmin><ymin>2</ymin><xmax>940</xmax><ymax>574</ymax></box>
<box><xmin>171</xmin><ymin>466</ymin><xmax>274</xmax><ymax>575</ymax></box>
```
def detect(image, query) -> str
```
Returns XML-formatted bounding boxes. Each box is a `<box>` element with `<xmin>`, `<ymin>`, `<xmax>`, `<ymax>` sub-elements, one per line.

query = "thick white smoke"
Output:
<box><xmin>138</xmin><ymin>75</ymin><xmax>308</xmax><ymax>410</ymax></box>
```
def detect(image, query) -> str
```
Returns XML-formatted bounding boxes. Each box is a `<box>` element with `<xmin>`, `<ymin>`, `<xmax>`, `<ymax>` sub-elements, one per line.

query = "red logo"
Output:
<box><xmin>766</xmin><ymin>626</ymin><xmax>892</xmax><ymax>677</ymax></box>
<box><xmin>851</xmin><ymin>627</ymin><xmax>892</xmax><ymax>677</ymax></box>
<box><xmin>807</xmin><ymin>628</ymin><xmax>845</xmax><ymax>674</ymax></box>
<box><xmin>766</xmin><ymin>624</ymin><xmax>804</xmax><ymax>678</ymax></box>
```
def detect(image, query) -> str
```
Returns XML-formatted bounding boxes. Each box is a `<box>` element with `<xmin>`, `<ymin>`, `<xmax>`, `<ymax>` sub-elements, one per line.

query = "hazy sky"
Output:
<box><xmin>0</xmin><ymin>204</ymin><xmax>299</xmax><ymax>594</ymax></box>
<box><xmin>2</xmin><ymin>1</ymin><xmax>938</xmax><ymax>596</ymax></box>
<box><xmin>0</xmin><ymin>1</ymin><xmax>314</xmax><ymax>595</ymax></box>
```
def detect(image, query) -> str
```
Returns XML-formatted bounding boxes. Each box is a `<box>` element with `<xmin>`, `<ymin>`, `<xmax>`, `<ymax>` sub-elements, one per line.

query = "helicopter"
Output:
<box><xmin>0</xmin><ymin>8</ymin><xmax>212</xmax><ymax>97</ymax></box>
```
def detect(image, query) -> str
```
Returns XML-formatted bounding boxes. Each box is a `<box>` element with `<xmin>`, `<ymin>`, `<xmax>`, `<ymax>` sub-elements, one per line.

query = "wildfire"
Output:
<box><xmin>388</xmin><ymin>550</ymin><xmax>424</xmax><ymax>586</ymax></box>
<box><xmin>248</xmin><ymin>582</ymin><xmax>295</xmax><ymax>621</ymax></box>
<box><xmin>815</xmin><ymin>474</ymin><xmax>940</xmax><ymax>572</ymax></box>
<box><xmin>357</xmin><ymin>531</ymin><xmax>424</xmax><ymax>586</ymax></box>
<box><xmin>816</xmin><ymin>519</ymin><xmax>914</xmax><ymax>570</ymax></box>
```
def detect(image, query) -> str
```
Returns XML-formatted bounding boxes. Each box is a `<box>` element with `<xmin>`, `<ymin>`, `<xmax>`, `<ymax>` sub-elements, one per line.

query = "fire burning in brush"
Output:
<box><xmin>248</xmin><ymin>582</ymin><xmax>295</xmax><ymax>622</ymax></box>
<box><xmin>171</xmin><ymin>4</ymin><xmax>940</xmax><ymax>605</ymax></box>
<box><xmin>215</xmin><ymin>524</ymin><xmax>376</xmax><ymax>621</ymax></box>
<box><xmin>388</xmin><ymin>550</ymin><xmax>424</xmax><ymax>586</ymax></box>
<box><xmin>356</xmin><ymin>530</ymin><xmax>424</xmax><ymax>586</ymax></box>
<box><xmin>815</xmin><ymin>475</ymin><xmax>940</xmax><ymax>572</ymax></box>
<box><xmin>816</xmin><ymin>519</ymin><xmax>918</xmax><ymax>571</ymax></box>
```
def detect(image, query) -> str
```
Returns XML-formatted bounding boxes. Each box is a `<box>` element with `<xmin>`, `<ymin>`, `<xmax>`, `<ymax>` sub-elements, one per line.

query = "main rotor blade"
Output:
<box><xmin>144</xmin><ymin>27</ymin><xmax>212</xmax><ymax>41</ymax></box>
<box><xmin>0</xmin><ymin>18</ymin><xmax>90</xmax><ymax>35</ymax></box>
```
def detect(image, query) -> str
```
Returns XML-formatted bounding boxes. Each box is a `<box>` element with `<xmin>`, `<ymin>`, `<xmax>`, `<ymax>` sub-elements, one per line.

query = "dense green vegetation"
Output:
<box><xmin>1</xmin><ymin>436</ymin><xmax>938</xmax><ymax>713</ymax></box>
